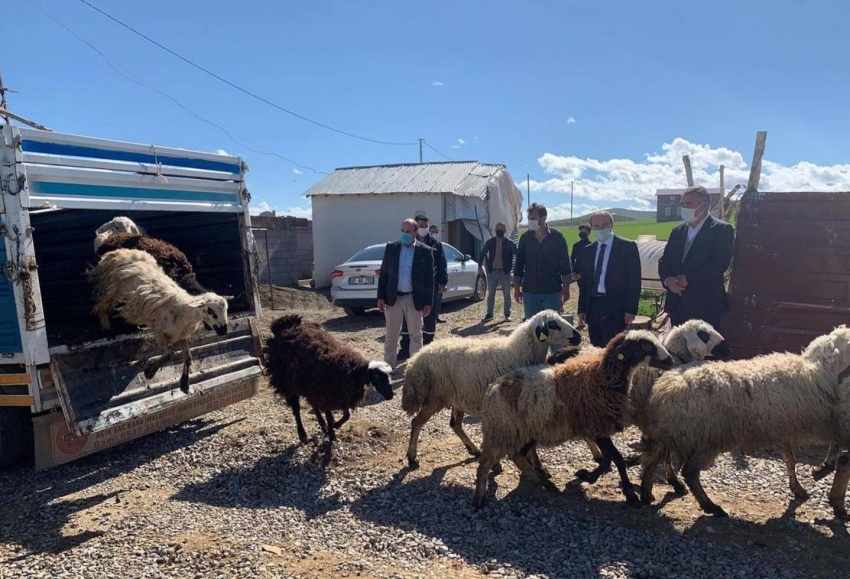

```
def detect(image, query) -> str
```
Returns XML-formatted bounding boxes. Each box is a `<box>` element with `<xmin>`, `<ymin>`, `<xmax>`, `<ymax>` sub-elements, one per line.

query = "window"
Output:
<box><xmin>443</xmin><ymin>245</ymin><xmax>464</xmax><ymax>262</ymax></box>
<box><xmin>676</xmin><ymin>206</ymin><xmax>682</xmax><ymax>216</ymax></box>
<box><xmin>664</xmin><ymin>207</ymin><xmax>671</xmax><ymax>217</ymax></box>
<box><xmin>347</xmin><ymin>245</ymin><xmax>386</xmax><ymax>262</ymax></box>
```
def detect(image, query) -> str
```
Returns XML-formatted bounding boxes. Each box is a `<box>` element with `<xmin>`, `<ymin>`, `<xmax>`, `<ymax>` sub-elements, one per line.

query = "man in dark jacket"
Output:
<box><xmin>378</xmin><ymin>218</ymin><xmax>435</xmax><ymax>367</ymax></box>
<box><xmin>513</xmin><ymin>203</ymin><xmax>572</xmax><ymax>319</ymax></box>
<box><xmin>658</xmin><ymin>186</ymin><xmax>734</xmax><ymax>329</ymax></box>
<box><xmin>571</xmin><ymin>222</ymin><xmax>593</xmax><ymax>326</ymax></box>
<box><xmin>578</xmin><ymin>211</ymin><xmax>642</xmax><ymax>347</ymax></box>
<box><xmin>398</xmin><ymin>215</ymin><xmax>447</xmax><ymax>359</ymax></box>
<box><xmin>479</xmin><ymin>221</ymin><xmax>517</xmax><ymax>321</ymax></box>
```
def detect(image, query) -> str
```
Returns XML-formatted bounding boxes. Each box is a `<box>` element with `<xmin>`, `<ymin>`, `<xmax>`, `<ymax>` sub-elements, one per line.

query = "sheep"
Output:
<box><xmin>96</xmin><ymin>232</ymin><xmax>209</xmax><ymax>295</ymax></box>
<box><xmin>86</xmin><ymin>248</ymin><xmax>228</xmax><ymax>393</ymax></box>
<box><xmin>638</xmin><ymin>324</ymin><xmax>850</xmax><ymax>519</ymax></box>
<box><xmin>473</xmin><ymin>330</ymin><xmax>673</xmax><ymax>509</ymax></box>
<box><xmin>401</xmin><ymin>309</ymin><xmax>581</xmax><ymax>469</ymax></box>
<box><xmin>579</xmin><ymin>319</ymin><xmax>733</xmax><ymax>489</ymax></box>
<box><xmin>93</xmin><ymin>216</ymin><xmax>141</xmax><ymax>253</ymax></box>
<box><xmin>263</xmin><ymin>314</ymin><xmax>394</xmax><ymax>443</ymax></box>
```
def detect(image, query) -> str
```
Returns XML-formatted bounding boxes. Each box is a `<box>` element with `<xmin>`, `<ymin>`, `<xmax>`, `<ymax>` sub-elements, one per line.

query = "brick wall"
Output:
<box><xmin>251</xmin><ymin>215</ymin><xmax>313</xmax><ymax>286</ymax></box>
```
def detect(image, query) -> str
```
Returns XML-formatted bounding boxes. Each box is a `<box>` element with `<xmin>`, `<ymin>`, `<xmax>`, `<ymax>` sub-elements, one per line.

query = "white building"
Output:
<box><xmin>305</xmin><ymin>161</ymin><xmax>523</xmax><ymax>288</ymax></box>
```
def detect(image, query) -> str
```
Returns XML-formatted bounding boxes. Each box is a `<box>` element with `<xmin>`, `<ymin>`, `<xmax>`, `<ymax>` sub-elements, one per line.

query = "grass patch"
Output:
<box><xmin>524</xmin><ymin>219</ymin><xmax>678</xmax><ymax>246</ymax></box>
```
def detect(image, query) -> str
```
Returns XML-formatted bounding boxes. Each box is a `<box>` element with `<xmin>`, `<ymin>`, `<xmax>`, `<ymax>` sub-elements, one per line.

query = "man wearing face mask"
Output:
<box><xmin>658</xmin><ymin>186</ymin><xmax>734</xmax><ymax>329</ymax></box>
<box><xmin>513</xmin><ymin>203</ymin><xmax>572</xmax><ymax>320</ymax></box>
<box><xmin>578</xmin><ymin>210</ymin><xmax>641</xmax><ymax>347</ymax></box>
<box><xmin>377</xmin><ymin>218</ymin><xmax>435</xmax><ymax>368</ymax></box>
<box><xmin>479</xmin><ymin>222</ymin><xmax>517</xmax><ymax>321</ymax></box>
<box><xmin>397</xmin><ymin>215</ymin><xmax>448</xmax><ymax>360</ymax></box>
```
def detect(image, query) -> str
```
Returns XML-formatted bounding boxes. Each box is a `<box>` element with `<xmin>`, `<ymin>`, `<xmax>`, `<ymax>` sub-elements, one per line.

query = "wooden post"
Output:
<box><xmin>682</xmin><ymin>155</ymin><xmax>694</xmax><ymax>186</ymax></box>
<box><xmin>746</xmin><ymin>131</ymin><xmax>767</xmax><ymax>193</ymax></box>
<box><xmin>719</xmin><ymin>164</ymin><xmax>726</xmax><ymax>218</ymax></box>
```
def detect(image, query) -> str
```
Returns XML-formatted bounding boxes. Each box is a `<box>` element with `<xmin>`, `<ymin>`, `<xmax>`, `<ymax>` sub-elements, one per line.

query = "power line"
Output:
<box><xmin>77</xmin><ymin>0</ymin><xmax>419</xmax><ymax>148</ymax></box>
<box><xmin>28</xmin><ymin>0</ymin><xmax>327</xmax><ymax>175</ymax></box>
<box><xmin>423</xmin><ymin>140</ymin><xmax>454</xmax><ymax>162</ymax></box>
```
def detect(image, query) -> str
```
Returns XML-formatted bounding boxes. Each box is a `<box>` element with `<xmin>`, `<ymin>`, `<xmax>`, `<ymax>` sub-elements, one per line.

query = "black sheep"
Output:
<box><xmin>263</xmin><ymin>314</ymin><xmax>394</xmax><ymax>442</ymax></box>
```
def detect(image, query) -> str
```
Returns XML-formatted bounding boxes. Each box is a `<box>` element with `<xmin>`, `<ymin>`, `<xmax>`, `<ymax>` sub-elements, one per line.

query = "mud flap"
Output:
<box><xmin>47</xmin><ymin>316</ymin><xmax>262</xmax><ymax>439</ymax></box>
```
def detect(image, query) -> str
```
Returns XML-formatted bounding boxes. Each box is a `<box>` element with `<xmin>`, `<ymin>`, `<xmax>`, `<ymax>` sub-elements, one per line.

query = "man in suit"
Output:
<box><xmin>658</xmin><ymin>186</ymin><xmax>735</xmax><ymax>330</ymax></box>
<box><xmin>378</xmin><ymin>218</ymin><xmax>435</xmax><ymax>367</ymax></box>
<box><xmin>398</xmin><ymin>214</ymin><xmax>448</xmax><ymax>359</ymax></box>
<box><xmin>578</xmin><ymin>210</ymin><xmax>642</xmax><ymax>347</ymax></box>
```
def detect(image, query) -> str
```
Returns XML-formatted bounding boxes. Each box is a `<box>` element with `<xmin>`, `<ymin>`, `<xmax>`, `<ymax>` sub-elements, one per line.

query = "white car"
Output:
<box><xmin>330</xmin><ymin>242</ymin><xmax>487</xmax><ymax>316</ymax></box>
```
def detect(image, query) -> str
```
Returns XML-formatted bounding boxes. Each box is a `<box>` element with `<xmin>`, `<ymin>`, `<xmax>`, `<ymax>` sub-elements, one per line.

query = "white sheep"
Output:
<box><xmin>638</xmin><ymin>324</ymin><xmax>850</xmax><ymax>519</ymax></box>
<box><xmin>87</xmin><ymin>248</ymin><xmax>228</xmax><ymax>393</ymax></box>
<box><xmin>401</xmin><ymin>309</ymin><xmax>581</xmax><ymax>469</ymax></box>
<box><xmin>93</xmin><ymin>216</ymin><xmax>142</xmax><ymax>253</ymax></box>
<box><xmin>473</xmin><ymin>330</ymin><xmax>673</xmax><ymax>509</ymax></box>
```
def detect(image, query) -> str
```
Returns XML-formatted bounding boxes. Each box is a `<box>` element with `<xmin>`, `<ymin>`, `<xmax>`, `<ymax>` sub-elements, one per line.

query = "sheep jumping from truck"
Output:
<box><xmin>263</xmin><ymin>314</ymin><xmax>394</xmax><ymax>443</ymax></box>
<box><xmin>96</xmin><ymin>232</ymin><xmax>209</xmax><ymax>295</ymax></box>
<box><xmin>93</xmin><ymin>216</ymin><xmax>142</xmax><ymax>253</ymax></box>
<box><xmin>473</xmin><ymin>330</ymin><xmax>673</xmax><ymax>509</ymax></box>
<box><xmin>638</xmin><ymin>324</ymin><xmax>850</xmax><ymax>519</ymax></box>
<box><xmin>87</xmin><ymin>248</ymin><xmax>228</xmax><ymax>394</ymax></box>
<box><xmin>401</xmin><ymin>309</ymin><xmax>582</xmax><ymax>469</ymax></box>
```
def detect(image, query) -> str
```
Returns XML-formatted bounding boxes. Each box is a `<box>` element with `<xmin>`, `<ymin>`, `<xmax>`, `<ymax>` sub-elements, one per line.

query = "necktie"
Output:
<box><xmin>593</xmin><ymin>243</ymin><xmax>607</xmax><ymax>292</ymax></box>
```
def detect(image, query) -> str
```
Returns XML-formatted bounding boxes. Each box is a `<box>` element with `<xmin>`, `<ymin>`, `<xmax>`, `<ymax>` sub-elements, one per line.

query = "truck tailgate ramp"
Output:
<box><xmin>49</xmin><ymin>317</ymin><xmax>262</xmax><ymax>439</ymax></box>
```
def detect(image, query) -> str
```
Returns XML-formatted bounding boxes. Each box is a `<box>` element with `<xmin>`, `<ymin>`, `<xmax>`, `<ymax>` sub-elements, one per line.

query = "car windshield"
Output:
<box><xmin>346</xmin><ymin>246</ymin><xmax>385</xmax><ymax>262</ymax></box>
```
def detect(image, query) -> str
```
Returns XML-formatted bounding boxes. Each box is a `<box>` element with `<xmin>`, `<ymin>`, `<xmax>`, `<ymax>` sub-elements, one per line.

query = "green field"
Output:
<box><xmin>524</xmin><ymin>219</ymin><xmax>678</xmax><ymax>246</ymax></box>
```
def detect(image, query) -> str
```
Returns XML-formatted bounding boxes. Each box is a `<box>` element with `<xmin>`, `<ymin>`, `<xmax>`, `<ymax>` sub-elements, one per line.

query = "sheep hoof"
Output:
<box><xmin>466</xmin><ymin>447</ymin><xmax>481</xmax><ymax>458</ymax></box>
<box><xmin>540</xmin><ymin>468</ymin><xmax>552</xmax><ymax>480</ymax></box>
<box><xmin>542</xmin><ymin>479</ymin><xmax>560</xmax><ymax>493</ymax></box>
<box><xmin>575</xmin><ymin>469</ymin><xmax>596</xmax><ymax>483</ymax></box>
<box><xmin>668</xmin><ymin>478</ymin><xmax>687</xmax><ymax>495</ymax></box>
<box><xmin>491</xmin><ymin>463</ymin><xmax>503</xmax><ymax>476</ymax></box>
<box><xmin>813</xmin><ymin>464</ymin><xmax>834</xmax><ymax>481</ymax></box>
<box><xmin>180</xmin><ymin>376</ymin><xmax>190</xmax><ymax>394</ymax></box>
<box><xmin>833</xmin><ymin>508</ymin><xmax>849</xmax><ymax>521</ymax></box>
<box><xmin>298</xmin><ymin>432</ymin><xmax>309</xmax><ymax>444</ymax></box>
<box><xmin>407</xmin><ymin>456</ymin><xmax>420</xmax><ymax>470</ymax></box>
<box><xmin>706</xmin><ymin>505</ymin><xmax>729</xmax><ymax>518</ymax></box>
<box><xmin>641</xmin><ymin>492</ymin><xmax>655</xmax><ymax>506</ymax></box>
<box><xmin>143</xmin><ymin>366</ymin><xmax>156</xmax><ymax>380</ymax></box>
<box><xmin>473</xmin><ymin>496</ymin><xmax>486</xmax><ymax>510</ymax></box>
<box><xmin>625</xmin><ymin>495</ymin><xmax>642</xmax><ymax>509</ymax></box>
<box><xmin>792</xmin><ymin>488</ymin><xmax>810</xmax><ymax>501</ymax></box>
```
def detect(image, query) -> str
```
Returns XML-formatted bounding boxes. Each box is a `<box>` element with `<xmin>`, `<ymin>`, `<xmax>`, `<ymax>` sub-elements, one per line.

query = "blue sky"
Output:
<box><xmin>6</xmin><ymin>0</ymin><xmax>850</xmax><ymax>221</ymax></box>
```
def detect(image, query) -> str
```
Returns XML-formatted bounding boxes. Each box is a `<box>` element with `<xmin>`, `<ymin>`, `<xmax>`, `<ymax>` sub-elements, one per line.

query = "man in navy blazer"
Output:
<box><xmin>658</xmin><ymin>186</ymin><xmax>735</xmax><ymax>330</ymax></box>
<box><xmin>578</xmin><ymin>211</ymin><xmax>642</xmax><ymax>347</ymax></box>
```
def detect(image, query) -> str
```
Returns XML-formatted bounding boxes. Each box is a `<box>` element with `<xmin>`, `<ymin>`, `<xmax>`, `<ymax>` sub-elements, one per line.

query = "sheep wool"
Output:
<box><xmin>93</xmin><ymin>216</ymin><xmax>141</xmax><ymax>253</ymax></box>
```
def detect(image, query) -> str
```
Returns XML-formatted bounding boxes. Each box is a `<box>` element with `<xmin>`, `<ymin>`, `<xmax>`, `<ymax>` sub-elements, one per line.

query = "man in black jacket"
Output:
<box><xmin>578</xmin><ymin>211</ymin><xmax>642</xmax><ymax>347</ymax></box>
<box><xmin>571</xmin><ymin>222</ymin><xmax>593</xmax><ymax>326</ymax></box>
<box><xmin>398</xmin><ymin>215</ymin><xmax>448</xmax><ymax>359</ymax></box>
<box><xmin>479</xmin><ymin>222</ymin><xmax>517</xmax><ymax>321</ymax></box>
<box><xmin>378</xmin><ymin>218</ymin><xmax>435</xmax><ymax>367</ymax></box>
<box><xmin>658</xmin><ymin>186</ymin><xmax>734</xmax><ymax>329</ymax></box>
<box><xmin>513</xmin><ymin>203</ymin><xmax>572</xmax><ymax>319</ymax></box>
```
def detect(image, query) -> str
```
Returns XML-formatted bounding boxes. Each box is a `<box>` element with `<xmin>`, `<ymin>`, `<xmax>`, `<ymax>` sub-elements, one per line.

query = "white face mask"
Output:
<box><xmin>680</xmin><ymin>204</ymin><xmax>702</xmax><ymax>224</ymax></box>
<box><xmin>593</xmin><ymin>228</ymin><xmax>611</xmax><ymax>242</ymax></box>
<box><xmin>430</xmin><ymin>232</ymin><xmax>439</xmax><ymax>240</ymax></box>
<box><xmin>418</xmin><ymin>228</ymin><xmax>429</xmax><ymax>238</ymax></box>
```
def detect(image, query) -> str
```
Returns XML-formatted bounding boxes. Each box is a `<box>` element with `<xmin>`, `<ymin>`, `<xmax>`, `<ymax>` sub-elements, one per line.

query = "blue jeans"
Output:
<box><xmin>486</xmin><ymin>270</ymin><xmax>512</xmax><ymax>318</ymax></box>
<box><xmin>522</xmin><ymin>291</ymin><xmax>562</xmax><ymax>320</ymax></box>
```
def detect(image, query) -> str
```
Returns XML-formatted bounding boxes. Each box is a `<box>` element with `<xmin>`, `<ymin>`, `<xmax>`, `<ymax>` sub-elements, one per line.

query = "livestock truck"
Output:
<box><xmin>0</xmin><ymin>124</ymin><xmax>263</xmax><ymax>469</ymax></box>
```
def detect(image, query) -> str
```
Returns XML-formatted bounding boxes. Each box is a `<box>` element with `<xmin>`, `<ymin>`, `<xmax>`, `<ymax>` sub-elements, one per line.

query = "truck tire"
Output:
<box><xmin>343</xmin><ymin>306</ymin><xmax>365</xmax><ymax>317</ymax></box>
<box><xmin>0</xmin><ymin>408</ymin><xmax>34</xmax><ymax>469</ymax></box>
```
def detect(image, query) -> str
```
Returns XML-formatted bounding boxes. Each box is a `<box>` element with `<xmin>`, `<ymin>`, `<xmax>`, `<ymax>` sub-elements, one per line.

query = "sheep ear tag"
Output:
<box><xmin>535</xmin><ymin>324</ymin><xmax>550</xmax><ymax>342</ymax></box>
<box><xmin>617</xmin><ymin>353</ymin><xmax>625</xmax><ymax>361</ymax></box>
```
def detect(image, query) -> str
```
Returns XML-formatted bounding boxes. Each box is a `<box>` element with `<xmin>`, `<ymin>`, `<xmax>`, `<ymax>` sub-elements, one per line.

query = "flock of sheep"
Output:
<box><xmin>264</xmin><ymin>304</ymin><xmax>850</xmax><ymax>522</ymax></box>
<box><xmin>85</xmin><ymin>215</ymin><xmax>850</xmax><ymax>522</ymax></box>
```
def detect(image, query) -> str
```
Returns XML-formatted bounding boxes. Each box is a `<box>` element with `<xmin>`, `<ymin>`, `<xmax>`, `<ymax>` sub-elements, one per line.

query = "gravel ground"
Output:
<box><xmin>1</xmin><ymin>286</ymin><xmax>849</xmax><ymax>579</ymax></box>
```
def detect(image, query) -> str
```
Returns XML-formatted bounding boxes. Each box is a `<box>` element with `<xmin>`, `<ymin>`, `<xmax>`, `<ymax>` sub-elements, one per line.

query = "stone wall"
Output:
<box><xmin>251</xmin><ymin>215</ymin><xmax>313</xmax><ymax>286</ymax></box>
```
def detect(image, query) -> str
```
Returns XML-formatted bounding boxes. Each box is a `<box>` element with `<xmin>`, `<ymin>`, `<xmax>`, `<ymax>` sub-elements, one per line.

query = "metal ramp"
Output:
<box><xmin>49</xmin><ymin>317</ymin><xmax>262</xmax><ymax>438</ymax></box>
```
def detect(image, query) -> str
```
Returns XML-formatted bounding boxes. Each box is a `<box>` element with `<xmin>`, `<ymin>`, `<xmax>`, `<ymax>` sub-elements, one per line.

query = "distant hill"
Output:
<box><xmin>547</xmin><ymin>208</ymin><xmax>656</xmax><ymax>227</ymax></box>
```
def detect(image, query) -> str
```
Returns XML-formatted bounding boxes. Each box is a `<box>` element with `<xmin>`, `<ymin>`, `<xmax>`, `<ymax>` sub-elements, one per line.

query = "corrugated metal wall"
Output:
<box><xmin>0</xmin><ymin>222</ymin><xmax>23</xmax><ymax>354</ymax></box>
<box><xmin>723</xmin><ymin>191</ymin><xmax>850</xmax><ymax>359</ymax></box>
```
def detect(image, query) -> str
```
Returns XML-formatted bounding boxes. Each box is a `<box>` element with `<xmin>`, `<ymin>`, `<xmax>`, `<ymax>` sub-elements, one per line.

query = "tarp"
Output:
<box><xmin>443</xmin><ymin>169</ymin><xmax>523</xmax><ymax>242</ymax></box>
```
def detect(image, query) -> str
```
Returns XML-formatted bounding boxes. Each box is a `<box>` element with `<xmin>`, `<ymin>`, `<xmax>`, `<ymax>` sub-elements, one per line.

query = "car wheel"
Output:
<box><xmin>469</xmin><ymin>274</ymin><xmax>486</xmax><ymax>302</ymax></box>
<box><xmin>343</xmin><ymin>306</ymin><xmax>365</xmax><ymax>317</ymax></box>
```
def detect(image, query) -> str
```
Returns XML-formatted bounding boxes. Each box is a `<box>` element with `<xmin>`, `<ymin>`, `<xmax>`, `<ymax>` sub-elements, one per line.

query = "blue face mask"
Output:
<box><xmin>593</xmin><ymin>228</ymin><xmax>612</xmax><ymax>242</ymax></box>
<box><xmin>400</xmin><ymin>232</ymin><xmax>414</xmax><ymax>245</ymax></box>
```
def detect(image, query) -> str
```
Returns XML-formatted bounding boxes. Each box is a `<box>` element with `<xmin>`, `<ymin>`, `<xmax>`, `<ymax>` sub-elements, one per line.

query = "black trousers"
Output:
<box><xmin>400</xmin><ymin>289</ymin><xmax>441</xmax><ymax>352</ymax></box>
<box><xmin>587</xmin><ymin>295</ymin><xmax>627</xmax><ymax>348</ymax></box>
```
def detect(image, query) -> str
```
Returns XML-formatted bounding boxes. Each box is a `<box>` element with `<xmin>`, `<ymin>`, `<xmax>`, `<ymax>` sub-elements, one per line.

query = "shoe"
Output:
<box><xmin>397</xmin><ymin>350</ymin><xmax>410</xmax><ymax>361</ymax></box>
<box><xmin>482</xmin><ymin>314</ymin><xmax>494</xmax><ymax>321</ymax></box>
<box><xmin>504</xmin><ymin>314</ymin><xmax>511</xmax><ymax>321</ymax></box>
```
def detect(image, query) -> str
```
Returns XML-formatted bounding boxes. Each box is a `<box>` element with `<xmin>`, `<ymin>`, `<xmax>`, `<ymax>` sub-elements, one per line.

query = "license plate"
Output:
<box><xmin>350</xmin><ymin>276</ymin><xmax>374</xmax><ymax>285</ymax></box>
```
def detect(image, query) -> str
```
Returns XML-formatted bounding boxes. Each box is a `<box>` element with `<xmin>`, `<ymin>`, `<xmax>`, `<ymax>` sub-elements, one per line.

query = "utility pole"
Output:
<box><xmin>0</xmin><ymin>67</ymin><xmax>9</xmax><ymax>125</ymax></box>
<box><xmin>418</xmin><ymin>138</ymin><xmax>424</xmax><ymax>163</ymax></box>
<box><xmin>570</xmin><ymin>180</ymin><xmax>574</xmax><ymax>225</ymax></box>
<box><xmin>526</xmin><ymin>174</ymin><xmax>530</xmax><ymax>209</ymax></box>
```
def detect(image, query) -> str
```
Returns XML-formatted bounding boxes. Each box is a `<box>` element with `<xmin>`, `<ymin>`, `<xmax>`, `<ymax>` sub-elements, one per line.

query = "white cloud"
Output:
<box><xmin>566</xmin><ymin>116</ymin><xmax>576</xmax><ymax>125</ymax></box>
<box><xmin>528</xmin><ymin>137</ymin><xmax>850</xmax><ymax>210</ymax></box>
<box><xmin>431</xmin><ymin>81</ymin><xmax>444</xmax><ymax>86</ymax></box>
<box><xmin>450</xmin><ymin>138</ymin><xmax>466</xmax><ymax>150</ymax></box>
<box><xmin>292</xmin><ymin>168</ymin><xmax>303</xmax><ymax>175</ymax></box>
<box><xmin>213</xmin><ymin>148</ymin><xmax>230</xmax><ymax>156</ymax></box>
<box><xmin>250</xmin><ymin>200</ymin><xmax>312</xmax><ymax>219</ymax></box>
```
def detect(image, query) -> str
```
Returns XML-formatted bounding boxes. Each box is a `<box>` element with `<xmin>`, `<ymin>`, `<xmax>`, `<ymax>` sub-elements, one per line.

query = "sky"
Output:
<box><xmin>5</xmin><ymin>0</ymin><xmax>850</xmax><ymax>222</ymax></box>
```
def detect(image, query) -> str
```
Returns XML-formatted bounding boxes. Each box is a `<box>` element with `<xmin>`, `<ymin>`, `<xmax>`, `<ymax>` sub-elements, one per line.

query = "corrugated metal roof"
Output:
<box><xmin>655</xmin><ymin>187</ymin><xmax>722</xmax><ymax>196</ymax></box>
<box><xmin>304</xmin><ymin>161</ymin><xmax>507</xmax><ymax>199</ymax></box>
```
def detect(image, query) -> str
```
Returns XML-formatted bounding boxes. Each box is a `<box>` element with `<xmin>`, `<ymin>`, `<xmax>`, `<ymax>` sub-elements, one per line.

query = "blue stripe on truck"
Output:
<box><xmin>29</xmin><ymin>181</ymin><xmax>240</xmax><ymax>203</ymax></box>
<box><xmin>22</xmin><ymin>140</ymin><xmax>241</xmax><ymax>174</ymax></box>
<box><xmin>0</xmin><ymin>229</ymin><xmax>23</xmax><ymax>354</ymax></box>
